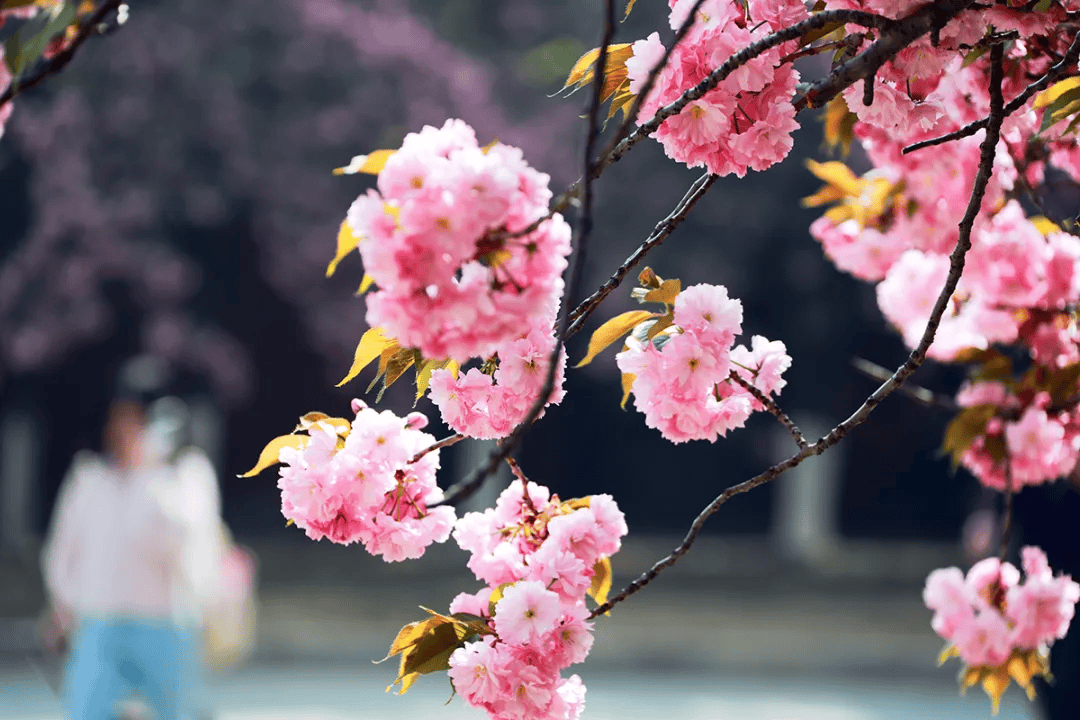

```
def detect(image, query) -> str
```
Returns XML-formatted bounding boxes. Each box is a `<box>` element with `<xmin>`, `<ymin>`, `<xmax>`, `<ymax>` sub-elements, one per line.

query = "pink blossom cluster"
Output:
<box><xmin>806</xmin><ymin>4</ymin><xmax>1080</xmax><ymax>364</ymax></box>
<box><xmin>955</xmin><ymin>382</ymin><xmax>1080</xmax><ymax>491</ymax></box>
<box><xmin>623</xmin><ymin>0</ymin><xmax>807</xmax><ymax>177</ymax></box>
<box><xmin>924</xmin><ymin>547</ymin><xmax>1080</xmax><ymax>667</ymax></box>
<box><xmin>428</xmin><ymin>322</ymin><xmax>566</xmax><ymax>440</ymax></box>
<box><xmin>276</xmin><ymin>399</ymin><xmax>455</xmax><ymax>561</ymax></box>
<box><xmin>615</xmin><ymin>283</ymin><xmax>791</xmax><ymax>443</ymax></box>
<box><xmin>347</xmin><ymin>119</ymin><xmax>572</xmax><ymax>362</ymax></box>
<box><xmin>446</xmin><ymin>482</ymin><xmax>628</xmax><ymax>720</ymax></box>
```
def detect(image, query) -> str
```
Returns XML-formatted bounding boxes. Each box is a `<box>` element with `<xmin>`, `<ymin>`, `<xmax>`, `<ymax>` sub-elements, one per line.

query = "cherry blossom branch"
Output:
<box><xmin>409</xmin><ymin>433</ymin><xmax>464</xmax><ymax>465</ymax></box>
<box><xmin>792</xmin><ymin>0</ymin><xmax>976</xmax><ymax>111</ymax></box>
<box><xmin>565</xmin><ymin>171</ymin><xmax>717</xmax><ymax>338</ymax></box>
<box><xmin>590</xmin><ymin>42</ymin><xmax>1007</xmax><ymax>621</ymax></box>
<box><xmin>0</xmin><ymin>0</ymin><xmax>125</xmax><ymax>109</ymax></box>
<box><xmin>728</xmin><ymin>372</ymin><xmax>808</xmax><ymax>450</ymax></box>
<box><xmin>604</xmin><ymin>8</ymin><xmax>900</xmax><ymax>180</ymax></box>
<box><xmin>902</xmin><ymin>31</ymin><xmax>1080</xmax><ymax>155</ymax></box>
<box><xmin>851</xmin><ymin>357</ymin><xmax>959</xmax><ymax>412</ymax></box>
<box><xmin>435</xmin><ymin>0</ymin><xmax>617</xmax><ymax>508</ymax></box>
<box><xmin>546</xmin><ymin>5</ymin><xmax>958</xmax><ymax>231</ymax></box>
<box><xmin>602</xmin><ymin>0</ymin><xmax>708</xmax><ymax>153</ymax></box>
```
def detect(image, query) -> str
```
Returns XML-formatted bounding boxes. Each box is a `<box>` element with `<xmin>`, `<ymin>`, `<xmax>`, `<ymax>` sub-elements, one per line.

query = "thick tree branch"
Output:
<box><xmin>903</xmin><ymin>32</ymin><xmax>1080</xmax><ymax>155</ymax></box>
<box><xmin>590</xmin><ymin>41</ymin><xmax>1007</xmax><ymax>620</ymax></box>
<box><xmin>436</xmin><ymin>0</ymin><xmax>618</xmax><ymax>508</ymax></box>
<box><xmin>0</xmin><ymin>0</ymin><xmax>125</xmax><ymax>109</ymax></box>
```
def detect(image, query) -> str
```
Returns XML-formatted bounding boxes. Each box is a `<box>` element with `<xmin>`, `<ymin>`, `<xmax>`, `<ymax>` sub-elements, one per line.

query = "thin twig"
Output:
<box><xmin>504</xmin><ymin>456</ymin><xmax>538</xmax><ymax>514</ymax></box>
<box><xmin>0</xmin><ymin>0</ymin><xmax>125</xmax><ymax>109</ymax></box>
<box><xmin>728</xmin><ymin>372</ymin><xmax>808</xmax><ymax>450</ymax></box>
<box><xmin>903</xmin><ymin>32</ymin><xmax>1080</xmax><ymax>155</ymax></box>
<box><xmin>435</xmin><ymin>0</ymin><xmax>617</xmax><ymax>508</ymax></box>
<box><xmin>409</xmin><ymin>433</ymin><xmax>464</xmax><ymax>465</ymax></box>
<box><xmin>565</xmin><ymin>172</ymin><xmax>716</xmax><ymax>338</ymax></box>
<box><xmin>1000</xmin><ymin>448</ymin><xmax>1015</xmax><ymax>564</ymax></box>
<box><xmin>590</xmin><ymin>40</ymin><xmax>1007</xmax><ymax>620</ymax></box>
<box><xmin>851</xmin><ymin>357</ymin><xmax>958</xmax><ymax>412</ymax></box>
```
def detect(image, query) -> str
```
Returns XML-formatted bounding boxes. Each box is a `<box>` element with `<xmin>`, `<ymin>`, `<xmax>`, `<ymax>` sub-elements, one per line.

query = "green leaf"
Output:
<box><xmin>575</xmin><ymin>310</ymin><xmax>656</xmax><ymax>367</ymax></box>
<box><xmin>941</xmin><ymin>405</ymin><xmax>997</xmax><ymax>472</ymax></box>
<box><xmin>1034</xmin><ymin>0</ymin><xmax>1053</xmax><ymax>10</ymax></box>
<box><xmin>381</xmin><ymin>609</ymin><xmax>491</xmax><ymax>695</ymax></box>
<box><xmin>1046</xmin><ymin>362</ymin><xmax>1080</xmax><ymax>406</ymax></box>
<box><xmin>338</xmin><ymin>327</ymin><xmax>397</xmax><ymax>387</ymax></box>
<box><xmin>238</xmin><ymin>434</ymin><xmax>310</xmax><ymax>478</ymax></box>
<box><xmin>961</xmin><ymin>45</ymin><xmax>989</xmax><ymax>69</ymax></box>
<box><xmin>374</xmin><ymin>347</ymin><xmax>418</xmax><ymax>403</ymax></box>
<box><xmin>5</xmin><ymin>1</ymin><xmax>76</xmax><ymax>77</ymax></box>
<box><xmin>1038</xmin><ymin>84</ymin><xmax>1080</xmax><ymax>134</ymax></box>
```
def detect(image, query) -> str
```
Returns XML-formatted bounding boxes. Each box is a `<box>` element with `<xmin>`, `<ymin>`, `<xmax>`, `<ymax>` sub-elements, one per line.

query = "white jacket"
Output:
<box><xmin>41</xmin><ymin>447</ymin><xmax>225</xmax><ymax>623</ymax></box>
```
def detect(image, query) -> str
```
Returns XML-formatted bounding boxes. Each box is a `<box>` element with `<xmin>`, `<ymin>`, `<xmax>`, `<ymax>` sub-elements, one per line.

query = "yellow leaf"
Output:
<box><xmin>487</xmin><ymin>582</ymin><xmax>516</xmax><ymax>616</ymax></box>
<box><xmin>805</xmin><ymin>160</ymin><xmax>862</xmax><ymax>197</ymax></box>
<box><xmin>980</xmin><ymin>667</ymin><xmax>1010</xmax><ymax>715</ymax></box>
<box><xmin>481</xmin><ymin>138</ymin><xmax>499</xmax><ymax>154</ymax></box>
<box><xmin>333</xmin><ymin>149</ymin><xmax>397</xmax><ymax>175</ymax></box>
<box><xmin>338</xmin><ymin>327</ymin><xmax>397</xmax><ymax>387</ymax></box>
<box><xmin>1031</xmin><ymin>216</ymin><xmax>1061</xmax><ymax>236</ymax></box>
<box><xmin>560</xmin><ymin>43</ymin><xmax>634</xmax><ymax>94</ymax></box>
<box><xmin>295</xmin><ymin>412</ymin><xmax>352</xmax><ymax>436</ymax></box>
<box><xmin>358</xmin><ymin>274</ymin><xmax>375</xmax><ymax>294</ymax></box>
<box><xmin>238</xmin><ymin>434</ymin><xmax>310</xmax><ymax>478</ymax></box>
<box><xmin>588</xmin><ymin>557</ymin><xmax>613</xmax><ymax>606</ymax></box>
<box><xmin>1034</xmin><ymin>76</ymin><xmax>1080</xmax><ymax>109</ymax></box>
<box><xmin>561</xmin><ymin>497</ymin><xmax>591</xmax><ymax>512</ymax></box>
<box><xmin>937</xmin><ymin>644</ymin><xmax>959</xmax><ymax>666</ymax></box>
<box><xmin>822</xmin><ymin>95</ymin><xmax>856</xmax><ymax>157</ymax></box>
<box><xmin>623</xmin><ymin>0</ymin><xmax>637</xmax><ymax>19</ymax></box>
<box><xmin>327</xmin><ymin>222</ymin><xmax>362</xmax><ymax>277</ymax></box>
<box><xmin>414</xmin><ymin>357</ymin><xmax>456</xmax><ymax>402</ymax></box>
<box><xmin>576</xmin><ymin>310</ymin><xmax>656</xmax><ymax>367</ymax></box>
<box><xmin>620</xmin><ymin>372</ymin><xmax>636</xmax><ymax>409</ymax></box>
<box><xmin>642</xmin><ymin>278</ymin><xmax>681</xmax><ymax>306</ymax></box>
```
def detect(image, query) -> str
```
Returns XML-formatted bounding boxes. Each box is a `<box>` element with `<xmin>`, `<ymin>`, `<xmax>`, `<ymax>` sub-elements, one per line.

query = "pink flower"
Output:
<box><xmin>924</xmin><ymin>567</ymin><xmax>975</xmax><ymax>639</ymax></box>
<box><xmin>953</xmin><ymin>610</ymin><xmax>1013</xmax><ymax>667</ymax></box>
<box><xmin>494</xmin><ymin>581</ymin><xmax>563</xmax><ymax>646</ymax></box>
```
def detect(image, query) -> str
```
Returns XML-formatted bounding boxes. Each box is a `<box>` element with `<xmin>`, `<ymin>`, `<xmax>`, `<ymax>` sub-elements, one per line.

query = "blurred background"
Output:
<box><xmin>0</xmin><ymin>0</ymin><xmax>1070</xmax><ymax>718</ymax></box>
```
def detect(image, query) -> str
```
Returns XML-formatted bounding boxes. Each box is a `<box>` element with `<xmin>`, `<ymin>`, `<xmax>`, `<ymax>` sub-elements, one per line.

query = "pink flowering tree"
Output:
<box><xmin>7</xmin><ymin>0</ymin><xmax>1080</xmax><ymax>717</ymax></box>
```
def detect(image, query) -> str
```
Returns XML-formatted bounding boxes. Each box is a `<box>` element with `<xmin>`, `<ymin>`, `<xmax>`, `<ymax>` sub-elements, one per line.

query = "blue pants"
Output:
<box><xmin>65</xmin><ymin>618</ymin><xmax>195</xmax><ymax>720</ymax></box>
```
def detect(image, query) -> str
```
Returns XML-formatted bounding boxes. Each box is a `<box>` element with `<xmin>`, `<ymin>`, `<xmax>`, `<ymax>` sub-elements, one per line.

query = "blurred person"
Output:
<box><xmin>40</xmin><ymin>356</ymin><xmax>225</xmax><ymax>720</ymax></box>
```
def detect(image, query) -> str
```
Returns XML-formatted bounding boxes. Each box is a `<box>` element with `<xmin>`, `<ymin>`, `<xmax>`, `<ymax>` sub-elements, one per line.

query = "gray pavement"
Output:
<box><xmin>0</xmin><ymin>535</ymin><xmax>1048</xmax><ymax>719</ymax></box>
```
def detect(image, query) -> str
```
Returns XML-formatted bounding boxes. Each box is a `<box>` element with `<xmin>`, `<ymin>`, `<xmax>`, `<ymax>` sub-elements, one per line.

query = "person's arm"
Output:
<box><xmin>40</xmin><ymin>451</ymin><xmax>97</xmax><ymax>627</ymax></box>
